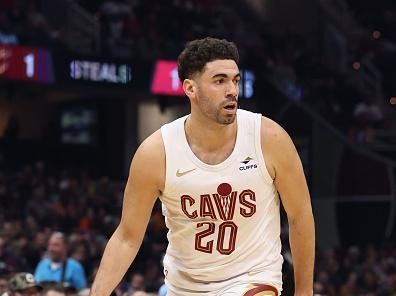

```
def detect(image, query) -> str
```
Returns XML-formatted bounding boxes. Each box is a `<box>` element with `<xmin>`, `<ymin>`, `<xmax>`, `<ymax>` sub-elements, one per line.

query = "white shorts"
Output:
<box><xmin>165</xmin><ymin>269</ymin><xmax>282</xmax><ymax>296</ymax></box>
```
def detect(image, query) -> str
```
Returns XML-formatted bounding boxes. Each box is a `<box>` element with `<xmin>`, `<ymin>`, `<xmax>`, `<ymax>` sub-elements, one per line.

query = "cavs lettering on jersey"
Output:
<box><xmin>160</xmin><ymin>109</ymin><xmax>283</xmax><ymax>293</ymax></box>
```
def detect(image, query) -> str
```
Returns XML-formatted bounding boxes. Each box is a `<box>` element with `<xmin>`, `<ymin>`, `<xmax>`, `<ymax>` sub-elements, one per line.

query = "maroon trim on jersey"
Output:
<box><xmin>243</xmin><ymin>283</ymin><xmax>278</xmax><ymax>296</ymax></box>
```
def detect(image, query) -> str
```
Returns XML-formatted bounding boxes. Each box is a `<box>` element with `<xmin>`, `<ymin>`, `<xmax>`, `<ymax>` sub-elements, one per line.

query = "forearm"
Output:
<box><xmin>90</xmin><ymin>228</ymin><xmax>141</xmax><ymax>296</ymax></box>
<box><xmin>289</xmin><ymin>209</ymin><xmax>315</xmax><ymax>295</ymax></box>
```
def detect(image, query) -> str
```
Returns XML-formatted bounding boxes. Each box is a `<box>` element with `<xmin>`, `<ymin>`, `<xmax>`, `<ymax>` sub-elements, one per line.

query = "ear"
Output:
<box><xmin>183</xmin><ymin>79</ymin><xmax>196</xmax><ymax>99</ymax></box>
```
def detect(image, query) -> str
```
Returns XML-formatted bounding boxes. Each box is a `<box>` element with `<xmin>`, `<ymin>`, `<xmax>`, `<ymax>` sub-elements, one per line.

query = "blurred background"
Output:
<box><xmin>0</xmin><ymin>0</ymin><xmax>395</xmax><ymax>295</ymax></box>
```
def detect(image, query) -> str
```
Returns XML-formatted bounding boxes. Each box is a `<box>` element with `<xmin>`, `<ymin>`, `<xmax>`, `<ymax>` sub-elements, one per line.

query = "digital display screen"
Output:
<box><xmin>239</xmin><ymin>70</ymin><xmax>255</xmax><ymax>99</ymax></box>
<box><xmin>69</xmin><ymin>60</ymin><xmax>132</xmax><ymax>84</ymax></box>
<box><xmin>0</xmin><ymin>45</ymin><xmax>54</xmax><ymax>83</ymax></box>
<box><xmin>151</xmin><ymin>60</ymin><xmax>184</xmax><ymax>96</ymax></box>
<box><xmin>61</xmin><ymin>107</ymin><xmax>97</xmax><ymax>144</ymax></box>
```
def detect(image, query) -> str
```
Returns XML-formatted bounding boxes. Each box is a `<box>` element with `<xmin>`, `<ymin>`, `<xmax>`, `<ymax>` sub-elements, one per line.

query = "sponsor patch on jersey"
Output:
<box><xmin>239</xmin><ymin>156</ymin><xmax>258</xmax><ymax>171</ymax></box>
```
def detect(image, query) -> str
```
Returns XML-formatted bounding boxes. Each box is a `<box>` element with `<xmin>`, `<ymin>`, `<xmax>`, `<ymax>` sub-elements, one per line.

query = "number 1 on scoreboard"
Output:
<box><xmin>24</xmin><ymin>53</ymin><xmax>35</xmax><ymax>78</ymax></box>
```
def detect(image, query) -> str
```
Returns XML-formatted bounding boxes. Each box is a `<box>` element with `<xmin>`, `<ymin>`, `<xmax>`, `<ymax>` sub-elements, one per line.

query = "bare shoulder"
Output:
<box><xmin>260</xmin><ymin>116</ymin><xmax>298</xmax><ymax>179</ymax></box>
<box><xmin>135</xmin><ymin>129</ymin><xmax>165</xmax><ymax>159</ymax></box>
<box><xmin>260</xmin><ymin>116</ymin><xmax>293</xmax><ymax>145</ymax></box>
<box><xmin>130</xmin><ymin>129</ymin><xmax>165</xmax><ymax>192</ymax></box>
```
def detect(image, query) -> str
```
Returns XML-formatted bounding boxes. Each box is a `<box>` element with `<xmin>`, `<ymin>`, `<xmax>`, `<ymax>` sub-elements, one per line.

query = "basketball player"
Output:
<box><xmin>90</xmin><ymin>37</ymin><xmax>315</xmax><ymax>296</ymax></box>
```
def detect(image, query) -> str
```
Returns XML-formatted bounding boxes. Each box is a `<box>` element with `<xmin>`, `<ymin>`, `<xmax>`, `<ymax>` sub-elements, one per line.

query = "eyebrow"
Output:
<box><xmin>211</xmin><ymin>73</ymin><xmax>241</xmax><ymax>79</ymax></box>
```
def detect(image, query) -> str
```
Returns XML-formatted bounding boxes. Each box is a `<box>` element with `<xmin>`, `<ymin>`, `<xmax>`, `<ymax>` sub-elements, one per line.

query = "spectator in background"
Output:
<box><xmin>97</xmin><ymin>0</ymin><xmax>131</xmax><ymax>57</ymax></box>
<box><xmin>122</xmin><ymin>273</ymin><xmax>144</xmax><ymax>296</ymax></box>
<box><xmin>34</xmin><ymin>232</ymin><xmax>87</xmax><ymax>291</ymax></box>
<box><xmin>0</xmin><ymin>237</ymin><xmax>27</xmax><ymax>273</ymax></box>
<box><xmin>348</xmin><ymin>100</ymin><xmax>383</xmax><ymax>144</ymax></box>
<box><xmin>7</xmin><ymin>273</ymin><xmax>42</xmax><ymax>296</ymax></box>
<box><xmin>0</xmin><ymin>275</ymin><xmax>8</xmax><ymax>296</ymax></box>
<box><xmin>157</xmin><ymin>283</ymin><xmax>166</xmax><ymax>296</ymax></box>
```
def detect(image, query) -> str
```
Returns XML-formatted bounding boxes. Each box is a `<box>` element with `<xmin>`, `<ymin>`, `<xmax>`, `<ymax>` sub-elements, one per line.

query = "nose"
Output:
<box><xmin>226</xmin><ymin>81</ymin><xmax>238</xmax><ymax>99</ymax></box>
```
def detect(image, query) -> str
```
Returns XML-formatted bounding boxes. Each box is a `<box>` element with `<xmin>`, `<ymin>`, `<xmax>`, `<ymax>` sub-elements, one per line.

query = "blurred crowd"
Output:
<box><xmin>77</xmin><ymin>0</ymin><xmax>264</xmax><ymax>61</ymax></box>
<box><xmin>0</xmin><ymin>162</ymin><xmax>395</xmax><ymax>295</ymax></box>
<box><xmin>0</xmin><ymin>162</ymin><xmax>167</xmax><ymax>295</ymax></box>
<box><xmin>0</xmin><ymin>0</ymin><xmax>61</xmax><ymax>48</ymax></box>
<box><xmin>315</xmin><ymin>244</ymin><xmax>396</xmax><ymax>296</ymax></box>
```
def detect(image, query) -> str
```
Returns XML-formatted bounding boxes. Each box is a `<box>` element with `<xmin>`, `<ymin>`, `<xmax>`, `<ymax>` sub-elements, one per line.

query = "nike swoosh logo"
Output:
<box><xmin>176</xmin><ymin>168</ymin><xmax>196</xmax><ymax>177</ymax></box>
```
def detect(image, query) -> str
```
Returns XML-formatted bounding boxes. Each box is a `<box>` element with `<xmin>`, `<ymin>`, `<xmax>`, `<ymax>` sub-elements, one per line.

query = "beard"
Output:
<box><xmin>196</xmin><ymin>92</ymin><xmax>238</xmax><ymax>125</ymax></box>
<box><xmin>217</xmin><ymin>111</ymin><xmax>236</xmax><ymax>125</ymax></box>
<box><xmin>216</xmin><ymin>98</ymin><xmax>238</xmax><ymax>125</ymax></box>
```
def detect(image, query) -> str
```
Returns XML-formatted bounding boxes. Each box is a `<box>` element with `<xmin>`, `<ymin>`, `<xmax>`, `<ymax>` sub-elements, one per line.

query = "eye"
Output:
<box><xmin>215</xmin><ymin>79</ymin><xmax>224</xmax><ymax>84</ymax></box>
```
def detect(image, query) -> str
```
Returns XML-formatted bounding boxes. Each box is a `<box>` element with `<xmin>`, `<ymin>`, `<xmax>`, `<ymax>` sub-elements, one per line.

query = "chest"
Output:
<box><xmin>189</xmin><ymin>140</ymin><xmax>236</xmax><ymax>165</ymax></box>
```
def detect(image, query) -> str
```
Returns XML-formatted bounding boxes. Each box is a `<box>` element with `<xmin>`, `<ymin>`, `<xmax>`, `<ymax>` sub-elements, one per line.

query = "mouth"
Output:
<box><xmin>223</xmin><ymin>102</ymin><xmax>237</xmax><ymax>112</ymax></box>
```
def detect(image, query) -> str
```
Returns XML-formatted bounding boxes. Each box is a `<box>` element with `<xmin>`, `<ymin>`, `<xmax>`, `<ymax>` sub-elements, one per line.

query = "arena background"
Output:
<box><xmin>0</xmin><ymin>0</ymin><xmax>395</xmax><ymax>295</ymax></box>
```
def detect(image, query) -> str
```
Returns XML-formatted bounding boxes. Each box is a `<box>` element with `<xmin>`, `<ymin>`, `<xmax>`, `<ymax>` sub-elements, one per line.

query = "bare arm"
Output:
<box><xmin>261</xmin><ymin>117</ymin><xmax>315</xmax><ymax>296</ymax></box>
<box><xmin>90</xmin><ymin>130</ymin><xmax>165</xmax><ymax>296</ymax></box>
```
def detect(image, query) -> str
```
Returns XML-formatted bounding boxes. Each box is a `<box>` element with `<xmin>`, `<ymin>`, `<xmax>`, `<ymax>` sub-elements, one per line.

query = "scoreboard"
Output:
<box><xmin>0</xmin><ymin>45</ymin><xmax>133</xmax><ymax>86</ymax></box>
<box><xmin>0</xmin><ymin>45</ymin><xmax>54</xmax><ymax>83</ymax></box>
<box><xmin>0</xmin><ymin>45</ymin><xmax>256</xmax><ymax>99</ymax></box>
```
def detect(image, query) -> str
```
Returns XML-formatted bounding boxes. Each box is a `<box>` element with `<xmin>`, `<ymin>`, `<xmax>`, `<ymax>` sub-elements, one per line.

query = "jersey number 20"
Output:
<box><xmin>195</xmin><ymin>221</ymin><xmax>238</xmax><ymax>255</ymax></box>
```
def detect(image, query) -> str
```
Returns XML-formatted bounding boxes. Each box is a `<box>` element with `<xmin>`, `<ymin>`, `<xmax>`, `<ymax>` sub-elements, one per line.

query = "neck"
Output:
<box><xmin>185</xmin><ymin>112</ymin><xmax>237</xmax><ymax>152</ymax></box>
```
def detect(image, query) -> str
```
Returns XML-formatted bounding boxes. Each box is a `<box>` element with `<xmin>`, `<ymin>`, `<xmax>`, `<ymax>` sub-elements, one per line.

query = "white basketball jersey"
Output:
<box><xmin>160</xmin><ymin>109</ymin><xmax>283</xmax><ymax>293</ymax></box>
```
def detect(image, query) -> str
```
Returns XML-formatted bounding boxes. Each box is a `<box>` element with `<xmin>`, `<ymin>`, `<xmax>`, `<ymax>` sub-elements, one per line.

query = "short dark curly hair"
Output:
<box><xmin>177</xmin><ymin>37</ymin><xmax>239</xmax><ymax>81</ymax></box>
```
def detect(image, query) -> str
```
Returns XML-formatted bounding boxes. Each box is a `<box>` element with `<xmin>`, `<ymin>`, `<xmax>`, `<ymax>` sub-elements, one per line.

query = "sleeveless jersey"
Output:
<box><xmin>160</xmin><ymin>109</ymin><xmax>283</xmax><ymax>293</ymax></box>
